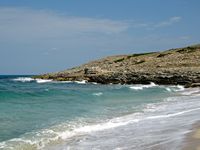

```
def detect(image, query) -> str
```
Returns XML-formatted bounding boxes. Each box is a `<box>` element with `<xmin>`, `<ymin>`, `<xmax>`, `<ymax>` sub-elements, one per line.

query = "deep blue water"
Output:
<box><xmin>0</xmin><ymin>75</ymin><xmax>200</xmax><ymax>150</ymax></box>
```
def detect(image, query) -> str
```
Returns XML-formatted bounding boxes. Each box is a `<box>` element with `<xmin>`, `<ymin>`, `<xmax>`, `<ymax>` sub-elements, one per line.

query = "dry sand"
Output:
<box><xmin>182</xmin><ymin>122</ymin><xmax>200</xmax><ymax>150</ymax></box>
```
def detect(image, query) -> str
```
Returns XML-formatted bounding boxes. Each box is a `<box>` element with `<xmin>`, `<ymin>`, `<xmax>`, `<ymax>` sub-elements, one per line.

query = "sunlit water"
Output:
<box><xmin>0</xmin><ymin>75</ymin><xmax>200</xmax><ymax>150</ymax></box>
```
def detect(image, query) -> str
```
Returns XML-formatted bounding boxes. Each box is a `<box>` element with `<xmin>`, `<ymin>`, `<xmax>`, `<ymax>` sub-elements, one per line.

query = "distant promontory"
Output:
<box><xmin>34</xmin><ymin>44</ymin><xmax>200</xmax><ymax>88</ymax></box>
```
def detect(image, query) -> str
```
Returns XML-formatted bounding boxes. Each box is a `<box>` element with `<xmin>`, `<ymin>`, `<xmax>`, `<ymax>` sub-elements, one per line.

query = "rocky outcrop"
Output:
<box><xmin>34</xmin><ymin>44</ymin><xmax>200</xmax><ymax>87</ymax></box>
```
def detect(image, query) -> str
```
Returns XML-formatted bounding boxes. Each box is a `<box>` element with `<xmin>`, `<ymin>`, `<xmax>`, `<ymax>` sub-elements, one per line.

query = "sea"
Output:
<box><xmin>0</xmin><ymin>75</ymin><xmax>200</xmax><ymax>150</ymax></box>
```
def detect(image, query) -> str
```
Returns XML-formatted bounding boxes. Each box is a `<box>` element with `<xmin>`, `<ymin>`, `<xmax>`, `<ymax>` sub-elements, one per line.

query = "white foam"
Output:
<box><xmin>2</xmin><ymin>85</ymin><xmax>200</xmax><ymax>149</ymax></box>
<box><xmin>0</xmin><ymin>142</ymin><xmax>6</xmax><ymax>149</ymax></box>
<box><xmin>61</xmin><ymin>94</ymin><xmax>200</xmax><ymax>141</ymax></box>
<box><xmin>91</xmin><ymin>82</ymin><xmax>98</xmax><ymax>85</ymax></box>
<box><xmin>59</xmin><ymin>81</ymin><xmax>73</xmax><ymax>83</ymax></box>
<box><xmin>35</xmin><ymin>79</ymin><xmax>53</xmax><ymax>83</ymax></box>
<box><xmin>175</xmin><ymin>85</ymin><xmax>185</xmax><ymax>91</ymax></box>
<box><xmin>2</xmin><ymin>105</ymin><xmax>200</xmax><ymax>149</ymax></box>
<box><xmin>92</xmin><ymin>92</ymin><xmax>103</xmax><ymax>96</ymax></box>
<box><xmin>0</xmin><ymin>112</ymin><xmax>142</xmax><ymax>149</ymax></box>
<box><xmin>161</xmin><ymin>85</ymin><xmax>185</xmax><ymax>93</ymax></box>
<box><xmin>12</xmin><ymin>78</ymin><xmax>90</xmax><ymax>84</ymax></box>
<box><xmin>60</xmin><ymin>116</ymin><xmax>140</xmax><ymax>140</ymax></box>
<box><xmin>165</xmin><ymin>87</ymin><xmax>172</xmax><ymax>92</ymax></box>
<box><xmin>164</xmin><ymin>85</ymin><xmax>199</xmax><ymax>95</ymax></box>
<box><xmin>75</xmin><ymin>80</ymin><xmax>87</xmax><ymax>84</ymax></box>
<box><xmin>130</xmin><ymin>82</ymin><xmax>157</xmax><ymax>90</ymax></box>
<box><xmin>130</xmin><ymin>86</ymin><xmax>143</xmax><ymax>90</ymax></box>
<box><xmin>180</xmin><ymin>88</ymin><xmax>200</xmax><ymax>96</ymax></box>
<box><xmin>74</xmin><ymin>119</ymin><xmax>139</xmax><ymax>133</ymax></box>
<box><xmin>147</xmin><ymin>107</ymin><xmax>200</xmax><ymax>119</ymax></box>
<box><xmin>12</xmin><ymin>77</ymin><xmax>35</xmax><ymax>82</ymax></box>
<box><xmin>12</xmin><ymin>77</ymin><xmax>53</xmax><ymax>84</ymax></box>
<box><xmin>144</xmin><ymin>103</ymin><xmax>167</xmax><ymax>113</ymax></box>
<box><xmin>62</xmin><ymin>107</ymin><xmax>200</xmax><ymax>138</ymax></box>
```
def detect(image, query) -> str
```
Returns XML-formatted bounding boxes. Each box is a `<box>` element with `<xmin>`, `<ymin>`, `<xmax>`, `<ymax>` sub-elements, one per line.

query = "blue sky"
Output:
<box><xmin>0</xmin><ymin>0</ymin><xmax>200</xmax><ymax>74</ymax></box>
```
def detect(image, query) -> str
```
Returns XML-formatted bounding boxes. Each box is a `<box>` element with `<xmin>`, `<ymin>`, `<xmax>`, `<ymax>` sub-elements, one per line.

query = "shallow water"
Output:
<box><xmin>0</xmin><ymin>75</ymin><xmax>200</xmax><ymax>150</ymax></box>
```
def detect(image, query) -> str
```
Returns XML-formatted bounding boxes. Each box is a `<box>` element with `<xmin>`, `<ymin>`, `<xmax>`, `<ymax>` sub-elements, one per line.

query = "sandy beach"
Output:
<box><xmin>182</xmin><ymin>122</ymin><xmax>200</xmax><ymax>150</ymax></box>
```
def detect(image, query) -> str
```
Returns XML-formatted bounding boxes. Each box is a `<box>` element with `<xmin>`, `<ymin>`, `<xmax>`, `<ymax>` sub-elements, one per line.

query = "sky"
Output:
<box><xmin>0</xmin><ymin>0</ymin><xmax>200</xmax><ymax>75</ymax></box>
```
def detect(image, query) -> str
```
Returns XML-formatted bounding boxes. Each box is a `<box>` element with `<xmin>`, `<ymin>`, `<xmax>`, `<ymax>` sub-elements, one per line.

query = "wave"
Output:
<box><xmin>179</xmin><ymin>88</ymin><xmax>200</xmax><ymax>96</ymax></box>
<box><xmin>1</xmin><ymin>100</ymin><xmax>200</xmax><ymax>150</ymax></box>
<box><xmin>129</xmin><ymin>83</ymin><xmax>186</xmax><ymax>93</ymax></box>
<box><xmin>12</xmin><ymin>77</ymin><xmax>89</xmax><ymax>85</ymax></box>
<box><xmin>1</xmin><ymin>81</ymin><xmax>198</xmax><ymax>149</ymax></box>
<box><xmin>0</xmin><ymin>113</ymin><xmax>141</xmax><ymax>149</ymax></box>
<box><xmin>129</xmin><ymin>82</ymin><xmax>157</xmax><ymax>90</ymax></box>
<box><xmin>165</xmin><ymin>87</ymin><xmax>172</xmax><ymax>92</ymax></box>
<box><xmin>91</xmin><ymin>82</ymin><xmax>98</xmax><ymax>85</ymax></box>
<box><xmin>146</xmin><ymin>107</ymin><xmax>200</xmax><ymax>119</ymax></box>
<box><xmin>162</xmin><ymin>85</ymin><xmax>185</xmax><ymax>93</ymax></box>
<box><xmin>92</xmin><ymin>92</ymin><xmax>103</xmax><ymax>96</ymax></box>
<box><xmin>57</xmin><ymin>81</ymin><xmax>73</xmax><ymax>83</ymax></box>
<box><xmin>174</xmin><ymin>85</ymin><xmax>185</xmax><ymax>91</ymax></box>
<box><xmin>74</xmin><ymin>80</ymin><xmax>87</xmax><ymax>84</ymax></box>
<box><xmin>12</xmin><ymin>77</ymin><xmax>52</xmax><ymax>83</ymax></box>
<box><xmin>12</xmin><ymin>77</ymin><xmax>35</xmax><ymax>82</ymax></box>
<box><xmin>35</xmin><ymin>79</ymin><xmax>53</xmax><ymax>83</ymax></box>
<box><xmin>54</xmin><ymin>80</ymin><xmax>88</xmax><ymax>84</ymax></box>
<box><xmin>163</xmin><ymin>85</ymin><xmax>200</xmax><ymax>96</ymax></box>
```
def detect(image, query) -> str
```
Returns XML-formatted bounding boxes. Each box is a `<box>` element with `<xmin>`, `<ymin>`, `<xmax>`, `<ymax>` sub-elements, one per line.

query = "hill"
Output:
<box><xmin>35</xmin><ymin>45</ymin><xmax>200</xmax><ymax>87</ymax></box>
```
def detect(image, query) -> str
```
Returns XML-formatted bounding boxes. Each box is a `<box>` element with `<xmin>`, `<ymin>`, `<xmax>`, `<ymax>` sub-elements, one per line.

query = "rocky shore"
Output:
<box><xmin>35</xmin><ymin>44</ymin><xmax>200</xmax><ymax>87</ymax></box>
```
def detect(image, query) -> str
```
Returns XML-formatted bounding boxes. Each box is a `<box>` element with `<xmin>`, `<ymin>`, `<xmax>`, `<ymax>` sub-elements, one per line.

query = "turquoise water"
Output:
<box><xmin>0</xmin><ymin>75</ymin><xmax>200</xmax><ymax>150</ymax></box>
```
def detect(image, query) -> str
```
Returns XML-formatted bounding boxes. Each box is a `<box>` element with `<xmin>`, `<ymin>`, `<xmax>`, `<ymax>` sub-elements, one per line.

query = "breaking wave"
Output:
<box><xmin>12</xmin><ymin>77</ymin><xmax>88</xmax><ymax>84</ymax></box>
<box><xmin>1</xmin><ymin>94</ymin><xmax>200</xmax><ymax>150</ymax></box>
<box><xmin>129</xmin><ymin>83</ymin><xmax>186</xmax><ymax>94</ymax></box>
<box><xmin>92</xmin><ymin>92</ymin><xmax>103</xmax><ymax>96</ymax></box>
<box><xmin>12</xmin><ymin>77</ymin><xmax>35</xmax><ymax>82</ymax></box>
<box><xmin>129</xmin><ymin>82</ymin><xmax>157</xmax><ymax>90</ymax></box>
<box><xmin>12</xmin><ymin>77</ymin><xmax>52</xmax><ymax>83</ymax></box>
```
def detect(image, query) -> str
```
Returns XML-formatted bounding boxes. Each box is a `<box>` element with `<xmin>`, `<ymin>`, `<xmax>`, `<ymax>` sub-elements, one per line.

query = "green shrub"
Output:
<box><xmin>157</xmin><ymin>53</ymin><xmax>170</xmax><ymax>58</ymax></box>
<box><xmin>128</xmin><ymin>52</ymin><xmax>156</xmax><ymax>58</ymax></box>
<box><xmin>114</xmin><ymin>58</ymin><xmax>125</xmax><ymax>63</ymax></box>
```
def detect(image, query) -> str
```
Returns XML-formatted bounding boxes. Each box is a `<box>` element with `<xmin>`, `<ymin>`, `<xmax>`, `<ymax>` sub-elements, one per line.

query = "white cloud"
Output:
<box><xmin>0</xmin><ymin>7</ymin><xmax>183</xmax><ymax>43</ymax></box>
<box><xmin>154</xmin><ymin>16</ymin><xmax>182</xmax><ymax>28</ymax></box>
<box><xmin>179</xmin><ymin>36</ymin><xmax>191</xmax><ymax>40</ymax></box>
<box><xmin>0</xmin><ymin>7</ymin><xmax>130</xmax><ymax>42</ymax></box>
<box><xmin>124</xmin><ymin>16</ymin><xmax>182</xmax><ymax>30</ymax></box>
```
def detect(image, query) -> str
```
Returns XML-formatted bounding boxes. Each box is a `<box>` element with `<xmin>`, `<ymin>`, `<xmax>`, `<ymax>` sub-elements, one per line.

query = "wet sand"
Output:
<box><xmin>182</xmin><ymin>122</ymin><xmax>200</xmax><ymax>150</ymax></box>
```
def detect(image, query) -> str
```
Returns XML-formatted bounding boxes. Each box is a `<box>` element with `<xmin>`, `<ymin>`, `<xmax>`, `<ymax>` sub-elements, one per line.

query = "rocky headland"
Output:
<box><xmin>35</xmin><ymin>44</ymin><xmax>200</xmax><ymax>87</ymax></box>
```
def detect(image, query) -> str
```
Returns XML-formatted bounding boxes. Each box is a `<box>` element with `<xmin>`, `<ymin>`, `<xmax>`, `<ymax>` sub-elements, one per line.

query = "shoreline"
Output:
<box><xmin>182</xmin><ymin>121</ymin><xmax>200</xmax><ymax>150</ymax></box>
<box><xmin>34</xmin><ymin>74</ymin><xmax>200</xmax><ymax>88</ymax></box>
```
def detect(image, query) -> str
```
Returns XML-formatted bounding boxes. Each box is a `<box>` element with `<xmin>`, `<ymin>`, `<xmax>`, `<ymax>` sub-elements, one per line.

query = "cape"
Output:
<box><xmin>35</xmin><ymin>44</ymin><xmax>200</xmax><ymax>88</ymax></box>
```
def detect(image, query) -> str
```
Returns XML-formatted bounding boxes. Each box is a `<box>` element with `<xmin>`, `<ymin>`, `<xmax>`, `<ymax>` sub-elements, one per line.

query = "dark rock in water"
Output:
<box><xmin>34</xmin><ymin>44</ymin><xmax>200</xmax><ymax>88</ymax></box>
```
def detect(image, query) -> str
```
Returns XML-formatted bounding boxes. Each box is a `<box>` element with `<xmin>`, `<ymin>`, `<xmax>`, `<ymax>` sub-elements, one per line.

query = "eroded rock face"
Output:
<box><xmin>34</xmin><ymin>45</ymin><xmax>200</xmax><ymax>87</ymax></box>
